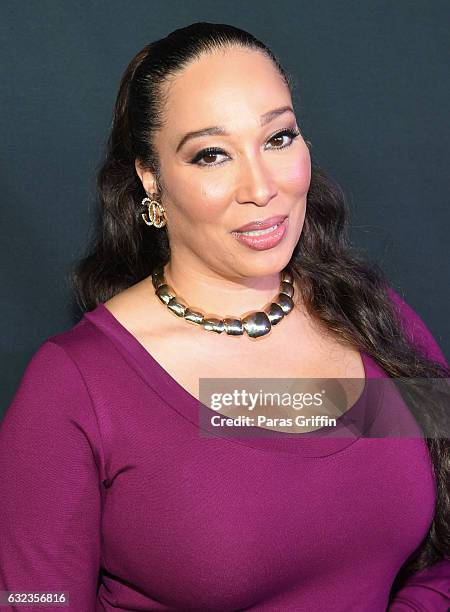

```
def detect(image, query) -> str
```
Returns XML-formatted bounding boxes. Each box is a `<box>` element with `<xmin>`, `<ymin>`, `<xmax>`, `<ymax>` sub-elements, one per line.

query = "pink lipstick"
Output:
<box><xmin>231</xmin><ymin>216</ymin><xmax>289</xmax><ymax>251</ymax></box>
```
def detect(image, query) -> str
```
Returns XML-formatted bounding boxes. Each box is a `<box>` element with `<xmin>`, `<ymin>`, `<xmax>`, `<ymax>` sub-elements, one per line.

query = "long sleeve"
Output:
<box><xmin>0</xmin><ymin>340</ymin><xmax>103</xmax><ymax>612</ymax></box>
<box><xmin>387</xmin><ymin>288</ymin><xmax>450</xmax><ymax>610</ymax></box>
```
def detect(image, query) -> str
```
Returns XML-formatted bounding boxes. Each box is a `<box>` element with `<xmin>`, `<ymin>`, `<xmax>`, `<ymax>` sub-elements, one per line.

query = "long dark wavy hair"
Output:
<box><xmin>71</xmin><ymin>22</ymin><xmax>449</xmax><ymax>600</ymax></box>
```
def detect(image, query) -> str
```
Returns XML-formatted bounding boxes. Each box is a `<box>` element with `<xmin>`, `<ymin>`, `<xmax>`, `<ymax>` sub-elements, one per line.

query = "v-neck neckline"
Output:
<box><xmin>84</xmin><ymin>302</ymin><xmax>388</xmax><ymax>457</ymax></box>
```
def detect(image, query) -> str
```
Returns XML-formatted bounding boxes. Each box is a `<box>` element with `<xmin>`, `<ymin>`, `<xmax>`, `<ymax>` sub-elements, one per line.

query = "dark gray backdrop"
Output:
<box><xmin>1</xmin><ymin>0</ymin><xmax>449</xmax><ymax>414</ymax></box>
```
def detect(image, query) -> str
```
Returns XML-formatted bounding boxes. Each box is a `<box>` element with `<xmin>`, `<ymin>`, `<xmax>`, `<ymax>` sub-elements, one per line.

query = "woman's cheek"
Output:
<box><xmin>199</xmin><ymin>178</ymin><xmax>233</xmax><ymax>210</ymax></box>
<box><xmin>279</xmin><ymin>152</ymin><xmax>311</xmax><ymax>194</ymax></box>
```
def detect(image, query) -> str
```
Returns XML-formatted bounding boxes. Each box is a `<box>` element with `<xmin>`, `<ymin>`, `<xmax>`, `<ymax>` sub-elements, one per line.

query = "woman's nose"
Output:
<box><xmin>235</xmin><ymin>154</ymin><xmax>277</xmax><ymax>206</ymax></box>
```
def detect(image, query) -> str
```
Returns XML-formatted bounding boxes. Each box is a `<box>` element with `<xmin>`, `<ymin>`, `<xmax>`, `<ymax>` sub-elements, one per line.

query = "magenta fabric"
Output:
<box><xmin>0</xmin><ymin>287</ymin><xmax>449</xmax><ymax>611</ymax></box>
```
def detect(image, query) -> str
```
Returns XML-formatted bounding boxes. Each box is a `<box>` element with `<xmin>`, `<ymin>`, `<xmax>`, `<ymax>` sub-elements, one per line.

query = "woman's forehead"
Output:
<box><xmin>167</xmin><ymin>47</ymin><xmax>285</xmax><ymax>100</ymax></box>
<box><xmin>161</xmin><ymin>48</ymin><xmax>291</xmax><ymax>134</ymax></box>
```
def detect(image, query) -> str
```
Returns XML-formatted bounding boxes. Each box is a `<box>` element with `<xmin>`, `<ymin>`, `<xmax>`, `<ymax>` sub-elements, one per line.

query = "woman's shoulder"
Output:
<box><xmin>2</xmin><ymin>319</ymin><xmax>105</xmax><ymax>446</ymax></box>
<box><xmin>19</xmin><ymin>274</ymin><xmax>179</xmax><ymax>389</ymax></box>
<box><xmin>3</xmin><ymin>307</ymin><xmax>127</xmax><ymax>435</ymax></box>
<box><xmin>386</xmin><ymin>286</ymin><xmax>448</xmax><ymax>367</ymax></box>
<box><xmin>20</xmin><ymin>306</ymin><xmax>121</xmax><ymax>389</ymax></box>
<box><xmin>43</xmin><ymin>309</ymin><xmax>111</xmax><ymax>362</ymax></box>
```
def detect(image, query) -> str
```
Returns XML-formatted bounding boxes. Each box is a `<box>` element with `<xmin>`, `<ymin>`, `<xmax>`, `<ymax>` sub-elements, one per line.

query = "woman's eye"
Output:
<box><xmin>266</xmin><ymin>128</ymin><xmax>300</xmax><ymax>149</ymax></box>
<box><xmin>190</xmin><ymin>148</ymin><xmax>228</xmax><ymax>167</ymax></box>
<box><xmin>190</xmin><ymin>128</ymin><xmax>300</xmax><ymax>168</ymax></box>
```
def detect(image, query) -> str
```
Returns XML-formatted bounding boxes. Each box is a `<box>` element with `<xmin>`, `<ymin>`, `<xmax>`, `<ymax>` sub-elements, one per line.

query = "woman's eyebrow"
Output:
<box><xmin>175</xmin><ymin>105</ymin><xmax>295</xmax><ymax>153</ymax></box>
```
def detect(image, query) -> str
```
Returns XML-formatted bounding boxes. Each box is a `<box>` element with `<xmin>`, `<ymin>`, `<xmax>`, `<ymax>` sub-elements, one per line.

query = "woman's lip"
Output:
<box><xmin>231</xmin><ymin>217</ymin><xmax>289</xmax><ymax>251</ymax></box>
<box><xmin>232</xmin><ymin>214</ymin><xmax>288</xmax><ymax>233</ymax></box>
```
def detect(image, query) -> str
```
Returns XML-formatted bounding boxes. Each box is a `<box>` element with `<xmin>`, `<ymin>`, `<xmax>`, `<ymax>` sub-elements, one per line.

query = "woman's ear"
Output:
<box><xmin>134</xmin><ymin>159</ymin><xmax>157</xmax><ymax>194</ymax></box>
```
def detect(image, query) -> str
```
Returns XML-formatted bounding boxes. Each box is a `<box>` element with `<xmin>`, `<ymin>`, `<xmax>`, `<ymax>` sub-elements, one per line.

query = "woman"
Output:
<box><xmin>0</xmin><ymin>22</ymin><xmax>448</xmax><ymax>612</ymax></box>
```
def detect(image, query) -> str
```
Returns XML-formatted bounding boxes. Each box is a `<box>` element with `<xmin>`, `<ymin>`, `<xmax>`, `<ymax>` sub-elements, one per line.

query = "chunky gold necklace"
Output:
<box><xmin>151</xmin><ymin>264</ymin><xmax>295</xmax><ymax>338</ymax></box>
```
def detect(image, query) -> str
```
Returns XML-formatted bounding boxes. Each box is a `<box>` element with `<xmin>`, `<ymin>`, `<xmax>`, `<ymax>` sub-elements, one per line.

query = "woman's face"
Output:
<box><xmin>141</xmin><ymin>46</ymin><xmax>311</xmax><ymax>280</ymax></box>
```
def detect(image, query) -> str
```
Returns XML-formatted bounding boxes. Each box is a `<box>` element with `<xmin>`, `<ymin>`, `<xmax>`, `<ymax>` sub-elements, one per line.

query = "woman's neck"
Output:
<box><xmin>162</xmin><ymin>257</ymin><xmax>284</xmax><ymax>317</ymax></box>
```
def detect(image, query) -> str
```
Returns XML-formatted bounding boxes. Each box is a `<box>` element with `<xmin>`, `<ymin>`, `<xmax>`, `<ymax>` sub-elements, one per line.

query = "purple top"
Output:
<box><xmin>0</xmin><ymin>288</ymin><xmax>449</xmax><ymax>611</ymax></box>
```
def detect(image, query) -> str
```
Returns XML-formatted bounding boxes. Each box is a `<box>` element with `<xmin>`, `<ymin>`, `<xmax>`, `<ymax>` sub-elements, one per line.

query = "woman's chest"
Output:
<box><xmin>100</xmin><ymin>430</ymin><xmax>435</xmax><ymax>611</ymax></box>
<box><xmin>93</xmin><ymin>331</ymin><xmax>434</xmax><ymax>610</ymax></box>
<box><xmin>135</xmin><ymin>328</ymin><xmax>367</xmax><ymax>417</ymax></box>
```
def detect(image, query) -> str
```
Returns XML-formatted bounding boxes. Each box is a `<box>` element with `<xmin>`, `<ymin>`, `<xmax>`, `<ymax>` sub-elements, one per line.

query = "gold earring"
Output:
<box><xmin>141</xmin><ymin>194</ymin><xmax>166</xmax><ymax>229</ymax></box>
